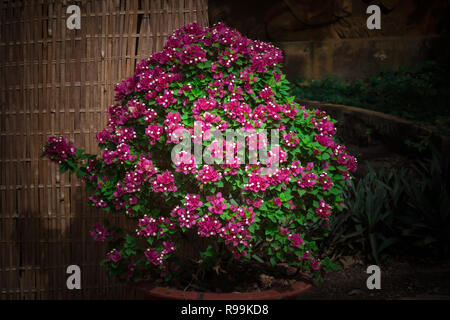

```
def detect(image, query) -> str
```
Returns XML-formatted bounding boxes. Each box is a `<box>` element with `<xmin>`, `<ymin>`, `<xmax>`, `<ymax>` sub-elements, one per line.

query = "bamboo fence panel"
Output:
<box><xmin>0</xmin><ymin>0</ymin><xmax>208</xmax><ymax>300</ymax></box>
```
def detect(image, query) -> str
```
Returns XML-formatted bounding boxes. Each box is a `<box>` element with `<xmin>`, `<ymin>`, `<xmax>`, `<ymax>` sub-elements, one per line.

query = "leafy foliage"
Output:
<box><xmin>291</xmin><ymin>61</ymin><xmax>450</xmax><ymax>135</ymax></box>
<box><xmin>400</xmin><ymin>149</ymin><xmax>450</xmax><ymax>256</ymax></box>
<box><xmin>328</xmin><ymin>149</ymin><xmax>450</xmax><ymax>263</ymax></box>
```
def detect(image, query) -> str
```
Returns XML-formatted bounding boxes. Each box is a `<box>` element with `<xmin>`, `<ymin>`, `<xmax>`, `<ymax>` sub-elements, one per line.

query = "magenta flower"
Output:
<box><xmin>207</xmin><ymin>192</ymin><xmax>228</xmax><ymax>214</ymax></box>
<box><xmin>311</xmin><ymin>258</ymin><xmax>321</xmax><ymax>270</ymax></box>
<box><xmin>184</xmin><ymin>194</ymin><xmax>203</xmax><ymax>212</ymax></box>
<box><xmin>128</xmin><ymin>195</ymin><xmax>138</xmax><ymax>205</ymax></box>
<box><xmin>145</xmin><ymin>124</ymin><xmax>163</xmax><ymax>145</ymax></box>
<box><xmin>288</xmin><ymin>233</ymin><xmax>304</xmax><ymax>248</ymax></box>
<box><xmin>43</xmin><ymin>136</ymin><xmax>76</xmax><ymax>163</ymax></box>
<box><xmin>315</xmin><ymin>133</ymin><xmax>336</xmax><ymax>149</ymax></box>
<box><xmin>297</xmin><ymin>172</ymin><xmax>318</xmax><ymax>188</ymax></box>
<box><xmin>319</xmin><ymin>172</ymin><xmax>334</xmax><ymax>191</ymax></box>
<box><xmin>136</xmin><ymin>156</ymin><xmax>157</xmax><ymax>177</ymax></box>
<box><xmin>315</xmin><ymin>200</ymin><xmax>332</xmax><ymax>219</ymax></box>
<box><xmin>145</xmin><ymin>248</ymin><xmax>163</xmax><ymax>266</ymax></box>
<box><xmin>273</xmin><ymin>197</ymin><xmax>282</xmax><ymax>207</ymax></box>
<box><xmin>174</xmin><ymin>151</ymin><xmax>197</xmax><ymax>174</ymax></box>
<box><xmin>152</xmin><ymin>170</ymin><xmax>177</xmax><ymax>193</ymax></box>
<box><xmin>137</xmin><ymin>216</ymin><xmax>159</xmax><ymax>237</ymax></box>
<box><xmin>288</xmin><ymin>200</ymin><xmax>296</xmax><ymax>210</ymax></box>
<box><xmin>90</xmin><ymin>224</ymin><xmax>109</xmax><ymax>242</ymax></box>
<box><xmin>244</xmin><ymin>172</ymin><xmax>270</xmax><ymax>192</ymax></box>
<box><xmin>88</xmin><ymin>196</ymin><xmax>107</xmax><ymax>208</ymax></box>
<box><xmin>197</xmin><ymin>214</ymin><xmax>222</xmax><ymax>237</ymax></box>
<box><xmin>156</xmin><ymin>89</ymin><xmax>177</xmax><ymax>108</ymax></box>
<box><xmin>107</xmin><ymin>249</ymin><xmax>122</xmax><ymax>263</ymax></box>
<box><xmin>196</xmin><ymin>165</ymin><xmax>222</xmax><ymax>184</ymax></box>
<box><xmin>171</xmin><ymin>205</ymin><xmax>198</xmax><ymax>229</ymax></box>
<box><xmin>283</xmin><ymin>131</ymin><xmax>300</xmax><ymax>147</ymax></box>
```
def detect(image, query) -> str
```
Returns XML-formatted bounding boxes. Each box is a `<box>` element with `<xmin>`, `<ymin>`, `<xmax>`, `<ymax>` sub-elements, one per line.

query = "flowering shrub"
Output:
<box><xmin>42</xmin><ymin>23</ymin><xmax>356</xmax><ymax>283</ymax></box>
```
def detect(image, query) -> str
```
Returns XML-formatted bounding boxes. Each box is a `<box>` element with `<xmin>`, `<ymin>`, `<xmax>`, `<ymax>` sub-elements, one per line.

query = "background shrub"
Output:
<box><xmin>327</xmin><ymin>149</ymin><xmax>450</xmax><ymax>263</ymax></box>
<box><xmin>291</xmin><ymin>61</ymin><xmax>450</xmax><ymax>135</ymax></box>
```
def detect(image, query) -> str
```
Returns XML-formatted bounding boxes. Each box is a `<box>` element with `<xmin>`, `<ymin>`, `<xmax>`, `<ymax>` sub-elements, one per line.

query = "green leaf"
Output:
<box><xmin>269</xmin><ymin>257</ymin><xmax>277</xmax><ymax>266</ymax></box>
<box><xmin>252</xmin><ymin>254</ymin><xmax>264</xmax><ymax>263</ymax></box>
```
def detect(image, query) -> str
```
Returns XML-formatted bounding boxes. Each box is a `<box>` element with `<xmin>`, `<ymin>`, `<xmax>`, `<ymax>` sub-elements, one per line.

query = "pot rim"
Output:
<box><xmin>131</xmin><ymin>279</ymin><xmax>312</xmax><ymax>300</ymax></box>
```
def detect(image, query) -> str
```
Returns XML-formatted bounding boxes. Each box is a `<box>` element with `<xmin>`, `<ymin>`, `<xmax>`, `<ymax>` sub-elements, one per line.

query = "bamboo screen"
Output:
<box><xmin>0</xmin><ymin>0</ymin><xmax>208</xmax><ymax>299</ymax></box>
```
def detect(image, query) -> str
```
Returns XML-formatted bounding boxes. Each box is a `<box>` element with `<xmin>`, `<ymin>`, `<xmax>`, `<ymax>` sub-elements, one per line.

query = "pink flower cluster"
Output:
<box><xmin>197</xmin><ymin>214</ymin><xmax>223</xmax><ymax>238</ymax></box>
<box><xmin>112</xmin><ymin>155</ymin><xmax>158</xmax><ymax>210</ymax></box>
<box><xmin>288</xmin><ymin>233</ymin><xmax>304</xmax><ymax>248</ymax></box>
<box><xmin>164</xmin><ymin>112</ymin><xmax>186</xmax><ymax>144</ymax></box>
<box><xmin>170</xmin><ymin>194</ymin><xmax>203</xmax><ymax>229</ymax></box>
<box><xmin>107</xmin><ymin>249</ymin><xmax>122</xmax><ymax>263</ymax></box>
<box><xmin>196</xmin><ymin>165</ymin><xmax>222</xmax><ymax>184</ymax></box>
<box><xmin>197</xmin><ymin>204</ymin><xmax>254</xmax><ymax>258</ymax></box>
<box><xmin>319</xmin><ymin>172</ymin><xmax>334</xmax><ymax>191</ymax></box>
<box><xmin>137</xmin><ymin>215</ymin><xmax>175</xmax><ymax>238</ymax></box>
<box><xmin>156</xmin><ymin>89</ymin><xmax>177</xmax><ymax>108</ymax></box>
<box><xmin>283</xmin><ymin>131</ymin><xmax>300</xmax><ymax>147</ymax></box>
<box><xmin>89</xmin><ymin>196</ymin><xmax>107</xmax><ymax>208</ymax></box>
<box><xmin>173</xmin><ymin>151</ymin><xmax>197</xmax><ymax>174</ymax></box>
<box><xmin>152</xmin><ymin>170</ymin><xmax>177</xmax><ymax>193</ymax></box>
<box><xmin>145</xmin><ymin>241</ymin><xmax>176</xmax><ymax>266</ymax></box>
<box><xmin>207</xmin><ymin>192</ymin><xmax>228</xmax><ymax>214</ymax></box>
<box><xmin>315</xmin><ymin>199</ymin><xmax>332</xmax><ymax>219</ymax></box>
<box><xmin>43</xmin><ymin>136</ymin><xmax>76</xmax><ymax>163</ymax></box>
<box><xmin>297</xmin><ymin>172</ymin><xmax>318</xmax><ymax>189</ymax></box>
<box><xmin>145</xmin><ymin>124</ymin><xmax>163</xmax><ymax>145</ymax></box>
<box><xmin>102</xmin><ymin>143</ymin><xmax>136</xmax><ymax>165</ymax></box>
<box><xmin>90</xmin><ymin>224</ymin><xmax>109</xmax><ymax>242</ymax></box>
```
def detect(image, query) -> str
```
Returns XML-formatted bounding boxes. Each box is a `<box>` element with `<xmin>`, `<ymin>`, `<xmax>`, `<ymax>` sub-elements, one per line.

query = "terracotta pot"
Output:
<box><xmin>131</xmin><ymin>280</ymin><xmax>312</xmax><ymax>300</ymax></box>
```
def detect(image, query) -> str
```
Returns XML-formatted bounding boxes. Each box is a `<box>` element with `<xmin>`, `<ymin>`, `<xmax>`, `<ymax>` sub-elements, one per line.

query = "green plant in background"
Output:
<box><xmin>327</xmin><ymin>166</ymin><xmax>403</xmax><ymax>264</ymax></box>
<box><xmin>404</xmin><ymin>134</ymin><xmax>431</xmax><ymax>154</ymax></box>
<box><xmin>291</xmin><ymin>77</ymin><xmax>366</xmax><ymax>108</ymax></box>
<box><xmin>291</xmin><ymin>61</ymin><xmax>450</xmax><ymax>135</ymax></box>
<box><xmin>399</xmin><ymin>149</ymin><xmax>450</xmax><ymax>256</ymax></box>
<box><xmin>328</xmin><ymin>149</ymin><xmax>450</xmax><ymax>264</ymax></box>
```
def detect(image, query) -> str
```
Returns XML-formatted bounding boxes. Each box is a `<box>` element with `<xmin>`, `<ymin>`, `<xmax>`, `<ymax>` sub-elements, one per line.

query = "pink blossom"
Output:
<box><xmin>184</xmin><ymin>193</ymin><xmax>203</xmax><ymax>212</ymax></box>
<box><xmin>311</xmin><ymin>258</ymin><xmax>321</xmax><ymax>270</ymax></box>
<box><xmin>152</xmin><ymin>170</ymin><xmax>177</xmax><ymax>193</ymax></box>
<box><xmin>315</xmin><ymin>200</ymin><xmax>332</xmax><ymax>219</ymax></box>
<box><xmin>297</xmin><ymin>172</ymin><xmax>318</xmax><ymax>188</ymax></box>
<box><xmin>207</xmin><ymin>192</ymin><xmax>228</xmax><ymax>214</ymax></box>
<box><xmin>90</xmin><ymin>224</ymin><xmax>109</xmax><ymax>242</ymax></box>
<box><xmin>288</xmin><ymin>233</ymin><xmax>304</xmax><ymax>247</ymax></box>
<box><xmin>319</xmin><ymin>172</ymin><xmax>334</xmax><ymax>191</ymax></box>
<box><xmin>145</xmin><ymin>124</ymin><xmax>163</xmax><ymax>144</ymax></box>
<box><xmin>107</xmin><ymin>249</ymin><xmax>122</xmax><ymax>263</ymax></box>
<box><xmin>145</xmin><ymin>248</ymin><xmax>163</xmax><ymax>266</ymax></box>
<box><xmin>283</xmin><ymin>131</ymin><xmax>300</xmax><ymax>147</ymax></box>
<box><xmin>273</xmin><ymin>197</ymin><xmax>282</xmax><ymax>207</ymax></box>
<box><xmin>196</xmin><ymin>165</ymin><xmax>222</xmax><ymax>184</ymax></box>
<box><xmin>197</xmin><ymin>214</ymin><xmax>222</xmax><ymax>237</ymax></box>
<box><xmin>43</xmin><ymin>136</ymin><xmax>76</xmax><ymax>163</ymax></box>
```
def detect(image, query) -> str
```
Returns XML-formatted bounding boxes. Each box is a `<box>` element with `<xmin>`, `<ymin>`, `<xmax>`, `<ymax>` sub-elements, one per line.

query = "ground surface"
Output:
<box><xmin>297</xmin><ymin>256</ymin><xmax>450</xmax><ymax>300</ymax></box>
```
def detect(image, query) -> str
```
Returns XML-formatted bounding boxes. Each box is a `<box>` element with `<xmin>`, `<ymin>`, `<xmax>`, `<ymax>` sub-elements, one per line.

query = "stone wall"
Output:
<box><xmin>276</xmin><ymin>35</ymin><xmax>450</xmax><ymax>81</ymax></box>
<box><xmin>209</xmin><ymin>0</ymin><xmax>450</xmax><ymax>80</ymax></box>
